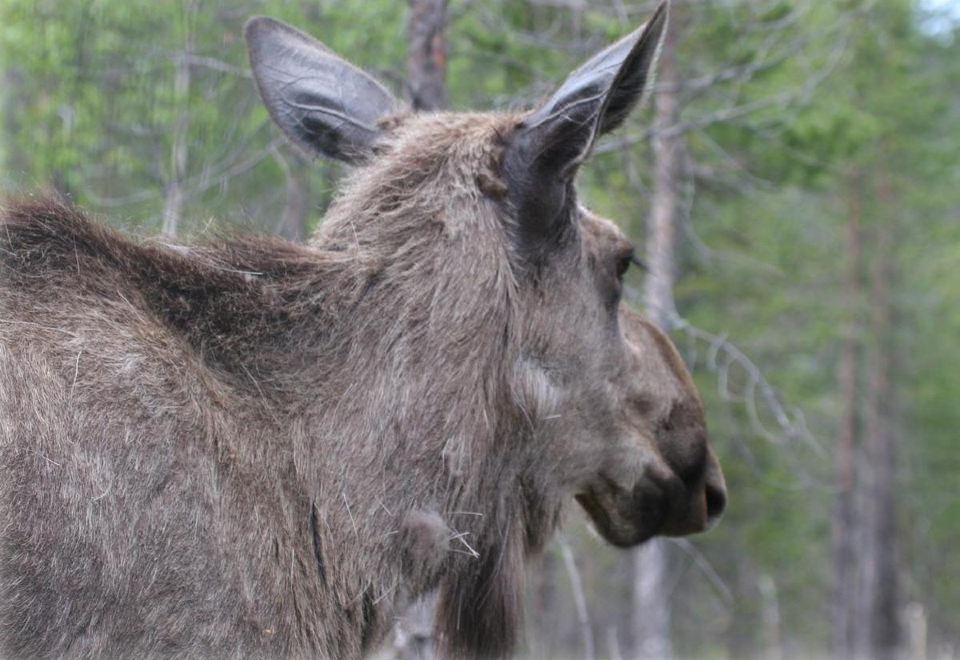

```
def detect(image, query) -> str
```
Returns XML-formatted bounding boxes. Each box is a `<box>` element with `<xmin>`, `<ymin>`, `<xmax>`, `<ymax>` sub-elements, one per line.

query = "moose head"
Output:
<box><xmin>247</xmin><ymin>3</ymin><xmax>725</xmax><ymax>656</ymax></box>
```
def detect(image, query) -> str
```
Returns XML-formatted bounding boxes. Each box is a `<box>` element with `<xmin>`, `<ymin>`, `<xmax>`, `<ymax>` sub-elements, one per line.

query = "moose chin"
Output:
<box><xmin>0</xmin><ymin>2</ymin><xmax>724</xmax><ymax>658</ymax></box>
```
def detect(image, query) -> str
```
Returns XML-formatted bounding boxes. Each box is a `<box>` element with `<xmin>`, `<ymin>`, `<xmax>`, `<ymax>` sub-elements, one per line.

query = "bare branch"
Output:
<box><xmin>624</xmin><ymin>285</ymin><xmax>822</xmax><ymax>457</ymax></box>
<box><xmin>677</xmin><ymin>317</ymin><xmax>824</xmax><ymax>457</ymax></box>
<box><xmin>85</xmin><ymin>188</ymin><xmax>161</xmax><ymax>209</ymax></box>
<box><xmin>669</xmin><ymin>538</ymin><xmax>734</xmax><ymax>606</ymax></box>
<box><xmin>169</xmin><ymin>52</ymin><xmax>252</xmax><ymax>78</ymax></box>
<box><xmin>185</xmin><ymin>136</ymin><xmax>285</xmax><ymax>200</ymax></box>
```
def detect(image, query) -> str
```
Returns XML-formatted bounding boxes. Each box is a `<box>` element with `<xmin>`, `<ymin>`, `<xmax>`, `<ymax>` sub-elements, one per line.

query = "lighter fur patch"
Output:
<box><xmin>510</xmin><ymin>357</ymin><xmax>562</xmax><ymax>430</ymax></box>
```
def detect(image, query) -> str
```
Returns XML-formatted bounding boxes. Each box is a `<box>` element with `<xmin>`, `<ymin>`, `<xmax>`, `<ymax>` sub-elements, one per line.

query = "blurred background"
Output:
<box><xmin>1</xmin><ymin>0</ymin><xmax>958</xmax><ymax>658</ymax></box>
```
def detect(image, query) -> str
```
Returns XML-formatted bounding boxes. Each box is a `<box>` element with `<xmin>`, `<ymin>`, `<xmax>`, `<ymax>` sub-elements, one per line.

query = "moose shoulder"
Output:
<box><xmin>0</xmin><ymin>3</ymin><xmax>725</xmax><ymax>658</ymax></box>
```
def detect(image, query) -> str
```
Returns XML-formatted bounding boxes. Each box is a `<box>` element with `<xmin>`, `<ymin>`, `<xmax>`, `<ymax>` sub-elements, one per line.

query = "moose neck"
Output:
<box><xmin>273</xmin><ymin>114</ymin><xmax>563</xmax><ymax>650</ymax></box>
<box><xmin>274</xmin><ymin>231</ymin><xmax>539</xmax><ymax>655</ymax></box>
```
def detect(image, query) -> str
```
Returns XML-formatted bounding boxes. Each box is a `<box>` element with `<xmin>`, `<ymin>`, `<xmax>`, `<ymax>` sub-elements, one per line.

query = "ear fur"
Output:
<box><xmin>245</xmin><ymin>16</ymin><xmax>402</xmax><ymax>163</ymax></box>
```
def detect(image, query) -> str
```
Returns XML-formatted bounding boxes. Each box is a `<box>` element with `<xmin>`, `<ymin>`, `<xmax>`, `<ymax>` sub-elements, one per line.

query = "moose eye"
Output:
<box><xmin>616</xmin><ymin>250</ymin><xmax>636</xmax><ymax>279</ymax></box>
<box><xmin>617</xmin><ymin>251</ymin><xmax>647</xmax><ymax>280</ymax></box>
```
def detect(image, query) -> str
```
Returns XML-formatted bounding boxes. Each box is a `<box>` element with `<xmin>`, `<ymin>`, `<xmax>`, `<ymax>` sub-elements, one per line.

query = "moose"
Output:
<box><xmin>0</xmin><ymin>2</ymin><xmax>725</xmax><ymax>658</ymax></box>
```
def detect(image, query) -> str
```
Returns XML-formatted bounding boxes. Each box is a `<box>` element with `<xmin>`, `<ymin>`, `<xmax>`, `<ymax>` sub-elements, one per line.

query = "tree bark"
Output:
<box><xmin>406</xmin><ymin>0</ymin><xmax>448</xmax><ymax>112</ymax></box>
<box><xmin>629</xmin><ymin>15</ymin><xmax>682</xmax><ymax>660</ymax></box>
<box><xmin>832</xmin><ymin>170</ymin><xmax>864</xmax><ymax>660</ymax></box>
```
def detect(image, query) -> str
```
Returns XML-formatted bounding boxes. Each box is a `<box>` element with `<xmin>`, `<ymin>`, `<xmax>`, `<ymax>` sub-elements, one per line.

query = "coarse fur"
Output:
<box><xmin>0</xmin><ymin>5</ymin><xmax>725</xmax><ymax>659</ymax></box>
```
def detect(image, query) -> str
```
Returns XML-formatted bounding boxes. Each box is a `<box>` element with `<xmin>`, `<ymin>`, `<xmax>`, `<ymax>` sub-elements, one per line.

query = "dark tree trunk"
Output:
<box><xmin>406</xmin><ymin>0</ymin><xmax>448</xmax><ymax>112</ymax></box>
<box><xmin>832</xmin><ymin>171</ymin><xmax>864</xmax><ymax>660</ymax></box>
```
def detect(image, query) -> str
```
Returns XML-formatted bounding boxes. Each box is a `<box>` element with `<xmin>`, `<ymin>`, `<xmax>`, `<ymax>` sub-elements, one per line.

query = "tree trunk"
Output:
<box><xmin>531</xmin><ymin>547</ymin><xmax>562</xmax><ymax>658</ymax></box>
<box><xmin>392</xmin><ymin>595</ymin><xmax>438</xmax><ymax>660</ymax></box>
<box><xmin>406</xmin><ymin>0</ymin><xmax>448</xmax><ymax>112</ymax></box>
<box><xmin>275</xmin><ymin>149</ymin><xmax>310</xmax><ymax>242</ymax></box>
<box><xmin>854</xmin><ymin>210</ymin><xmax>901</xmax><ymax>660</ymax></box>
<box><xmin>161</xmin><ymin>5</ymin><xmax>195</xmax><ymax>238</ymax></box>
<box><xmin>630</xmin><ymin>543</ymin><xmax>672</xmax><ymax>660</ymax></box>
<box><xmin>832</xmin><ymin>170</ymin><xmax>864</xmax><ymax>660</ymax></box>
<box><xmin>628</xmin><ymin>15</ymin><xmax>682</xmax><ymax>660</ymax></box>
<box><xmin>560</xmin><ymin>537</ymin><xmax>595</xmax><ymax>660</ymax></box>
<box><xmin>642</xmin><ymin>27</ymin><xmax>681</xmax><ymax>329</ymax></box>
<box><xmin>759</xmin><ymin>574</ymin><xmax>784</xmax><ymax>660</ymax></box>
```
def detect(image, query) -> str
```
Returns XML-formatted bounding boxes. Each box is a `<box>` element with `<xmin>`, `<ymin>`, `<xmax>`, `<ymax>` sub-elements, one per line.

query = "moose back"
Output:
<box><xmin>0</xmin><ymin>3</ymin><xmax>725</xmax><ymax>658</ymax></box>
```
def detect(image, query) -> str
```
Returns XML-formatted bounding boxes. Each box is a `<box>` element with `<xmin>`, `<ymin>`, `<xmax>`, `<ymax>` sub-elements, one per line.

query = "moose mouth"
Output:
<box><xmin>575</xmin><ymin>471</ymin><xmax>718</xmax><ymax>548</ymax></box>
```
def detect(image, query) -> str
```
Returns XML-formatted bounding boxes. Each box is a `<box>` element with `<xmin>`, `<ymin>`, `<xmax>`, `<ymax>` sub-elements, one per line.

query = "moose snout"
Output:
<box><xmin>578</xmin><ymin>444</ymin><xmax>727</xmax><ymax>546</ymax></box>
<box><xmin>660</xmin><ymin>446</ymin><xmax>726</xmax><ymax>537</ymax></box>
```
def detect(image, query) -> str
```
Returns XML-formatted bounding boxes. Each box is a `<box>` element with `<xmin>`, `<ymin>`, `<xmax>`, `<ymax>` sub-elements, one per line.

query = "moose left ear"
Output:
<box><xmin>504</xmin><ymin>2</ymin><xmax>669</xmax><ymax>243</ymax></box>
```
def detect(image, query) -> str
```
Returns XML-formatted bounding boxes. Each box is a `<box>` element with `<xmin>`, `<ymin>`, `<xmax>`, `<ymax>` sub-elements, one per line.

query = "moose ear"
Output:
<box><xmin>504</xmin><ymin>2</ymin><xmax>668</xmax><ymax>243</ymax></box>
<box><xmin>245</xmin><ymin>17</ymin><xmax>402</xmax><ymax>164</ymax></box>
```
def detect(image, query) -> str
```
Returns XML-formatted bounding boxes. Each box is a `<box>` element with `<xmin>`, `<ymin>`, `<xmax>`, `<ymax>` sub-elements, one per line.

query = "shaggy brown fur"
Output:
<box><xmin>0</xmin><ymin>6</ymin><xmax>725</xmax><ymax>659</ymax></box>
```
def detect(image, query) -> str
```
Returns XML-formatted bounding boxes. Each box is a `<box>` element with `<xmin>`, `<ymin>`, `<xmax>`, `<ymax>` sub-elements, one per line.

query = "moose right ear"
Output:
<box><xmin>503</xmin><ymin>2</ymin><xmax>668</xmax><ymax>246</ymax></box>
<box><xmin>245</xmin><ymin>17</ymin><xmax>402</xmax><ymax>164</ymax></box>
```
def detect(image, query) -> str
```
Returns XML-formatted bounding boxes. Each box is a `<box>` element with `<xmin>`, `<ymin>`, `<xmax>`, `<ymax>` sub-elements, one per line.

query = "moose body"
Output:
<box><xmin>0</xmin><ymin>4</ymin><xmax>725</xmax><ymax>658</ymax></box>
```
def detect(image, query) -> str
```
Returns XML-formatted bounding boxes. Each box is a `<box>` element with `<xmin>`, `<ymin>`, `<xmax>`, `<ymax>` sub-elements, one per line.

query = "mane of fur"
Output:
<box><xmin>0</xmin><ymin>113</ymin><xmax>563</xmax><ymax>659</ymax></box>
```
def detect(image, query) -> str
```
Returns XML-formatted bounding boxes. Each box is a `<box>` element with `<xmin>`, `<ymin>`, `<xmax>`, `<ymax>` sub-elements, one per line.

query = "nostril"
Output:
<box><xmin>705</xmin><ymin>481</ymin><xmax>727</xmax><ymax>525</ymax></box>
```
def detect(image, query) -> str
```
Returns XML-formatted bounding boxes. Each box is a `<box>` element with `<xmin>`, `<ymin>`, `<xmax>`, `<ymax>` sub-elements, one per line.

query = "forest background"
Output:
<box><xmin>1</xmin><ymin>1</ymin><xmax>958</xmax><ymax>658</ymax></box>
